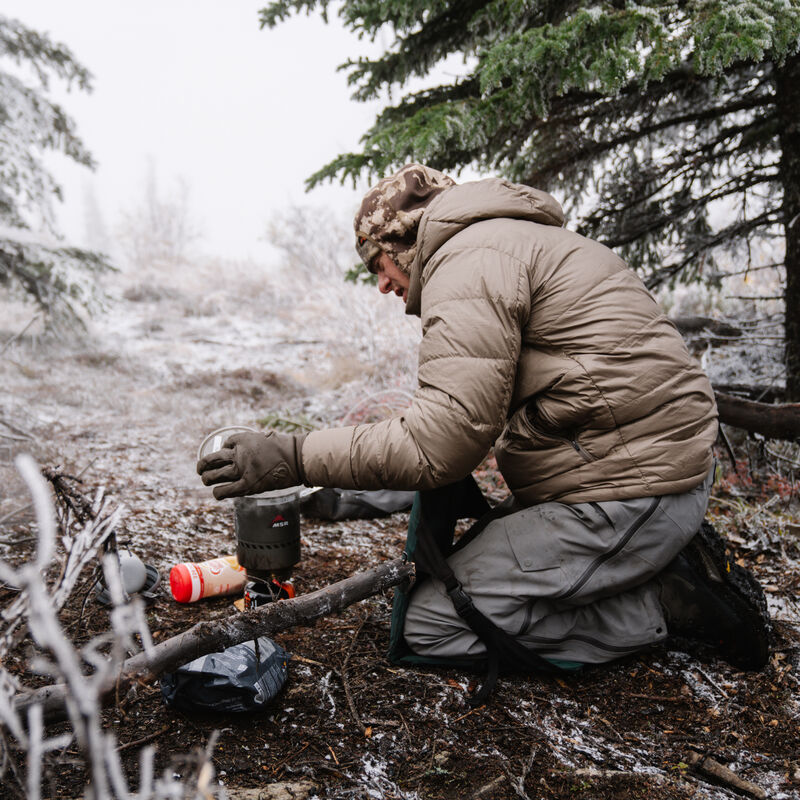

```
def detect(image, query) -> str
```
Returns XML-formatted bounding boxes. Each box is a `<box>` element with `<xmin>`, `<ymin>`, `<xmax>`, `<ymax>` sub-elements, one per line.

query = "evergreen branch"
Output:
<box><xmin>601</xmin><ymin>172</ymin><xmax>779</xmax><ymax>252</ymax></box>
<box><xmin>344</xmin><ymin>0</ymin><xmax>488</xmax><ymax>101</ymax></box>
<box><xmin>644</xmin><ymin>210</ymin><xmax>780</xmax><ymax>289</ymax></box>
<box><xmin>0</xmin><ymin>237</ymin><xmax>114</xmax><ymax>325</ymax></box>
<box><xmin>525</xmin><ymin>95</ymin><xmax>773</xmax><ymax>187</ymax></box>
<box><xmin>259</xmin><ymin>0</ymin><xmax>333</xmax><ymax>27</ymax></box>
<box><xmin>0</xmin><ymin>15</ymin><xmax>93</xmax><ymax>91</ymax></box>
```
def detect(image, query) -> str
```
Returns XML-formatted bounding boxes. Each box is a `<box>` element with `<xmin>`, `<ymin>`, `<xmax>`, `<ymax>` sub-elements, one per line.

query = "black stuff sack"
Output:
<box><xmin>161</xmin><ymin>637</ymin><xmax>290</xmax><ymax>714</ymax></box>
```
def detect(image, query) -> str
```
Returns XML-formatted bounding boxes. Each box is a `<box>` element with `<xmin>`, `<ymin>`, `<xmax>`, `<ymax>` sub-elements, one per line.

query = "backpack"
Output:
<box><xmin>388</xmin><ymin>476</ymin><xmax>581</xmax><ymax>705</ymax></box>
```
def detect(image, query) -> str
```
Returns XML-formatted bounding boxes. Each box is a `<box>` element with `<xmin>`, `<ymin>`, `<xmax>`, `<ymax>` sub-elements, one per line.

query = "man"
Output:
<box><xmin>198</xmin><ymin>164</ymin><xmax>770</xmax><ymax>676</ymax></box>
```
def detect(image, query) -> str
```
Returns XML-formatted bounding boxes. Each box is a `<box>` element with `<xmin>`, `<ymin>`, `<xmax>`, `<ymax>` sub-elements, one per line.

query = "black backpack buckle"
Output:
<box><xmin>447</xmin><ymin>583</ymin><xmax>476</xmax><ymax>618</ymax></box>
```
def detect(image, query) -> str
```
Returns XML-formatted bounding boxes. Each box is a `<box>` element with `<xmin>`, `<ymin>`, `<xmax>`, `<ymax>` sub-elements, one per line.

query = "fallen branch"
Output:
<box><xmin>712</xmin><ymin>383</ymin><xmax>784</xmax><ymax>403</ymax></box>
<box><xmin>570</xmin><ymin>767</ymin><xmax>667</xmax><ymax>784</ymax></box>
<box><xmin>672</xmin><ymin>315</ymin><xmax>743</xmax><ymax>341</ymax></box>
<box><xmin>14</xmin><ymin>557</ymin><xmax>415</xmax><ymax>723</ymax></box>
<box><xmin>715</xmin><ymin>391</ymin><xmax>800</xmax><ymax>441</ymax></box>
<box><xmin>685</xmin><ymin>751</ymin><xmax>767</xmax><ymax>799</ymax></box>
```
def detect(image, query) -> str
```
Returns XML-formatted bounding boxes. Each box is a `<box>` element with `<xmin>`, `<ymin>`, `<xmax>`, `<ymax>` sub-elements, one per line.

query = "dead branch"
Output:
<box><xmin>685</xmin><ymin>750</ymin><xmax>767</xmax><ymax>799</ymax></box>
<box><xmin>712</xmin><ymin>383</ymin><xmax>784</xmax><ymax>403</ymax></box>
<box><xmin>570</xmin><ymin>767</ymin><xmax>668</xmax><ymax>783</ymax></box>
<box><xmin>671</xmin><ymin>316</ymin><xmax>744</xmax><ymax>341</ymax></box>
<box><xmin>14</xmin><ymin>557</ymin><xmax>415</xmax><ymax>723</ymax></box>
<box><xmin>715</xmin><ymin>391</ymin><xmax>800</xmax><ymax>442</ymax></box>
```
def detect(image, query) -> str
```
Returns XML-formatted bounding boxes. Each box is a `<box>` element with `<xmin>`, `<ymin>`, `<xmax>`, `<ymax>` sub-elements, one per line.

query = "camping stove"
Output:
<box><xmin>233</xmin><ymin>489</ymin><xmax>302</xmax><ymax>583</ymax></box>
<box><xmin>198</xmin><ymin>426</ymin><xmax>320</xmax><ymax>603</ymax></box>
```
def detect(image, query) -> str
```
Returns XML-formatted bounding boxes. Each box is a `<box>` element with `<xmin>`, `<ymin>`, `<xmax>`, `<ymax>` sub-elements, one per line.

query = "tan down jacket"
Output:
<box><xmin>303</xmin><ymin>178</ymin><xmax>718</xmax><ymax>504</ymax></box>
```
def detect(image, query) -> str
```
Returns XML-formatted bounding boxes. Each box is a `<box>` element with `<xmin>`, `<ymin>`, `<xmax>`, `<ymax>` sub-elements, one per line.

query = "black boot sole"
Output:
<box><xmin>682</xmin><ymin>521</ymin><xmax>772</xmax><ymax>670</ymax></box>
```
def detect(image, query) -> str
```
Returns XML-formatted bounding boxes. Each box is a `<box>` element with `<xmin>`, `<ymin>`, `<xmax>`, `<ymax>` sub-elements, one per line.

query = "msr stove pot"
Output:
<box><xmin>233</xmin><ymin>490</ymin><xmax>302</xmax><ymax>582</ymax></box>
<box><xmin>198</xmin><ymin>426</ymin><xmax>320</xmax><ymax>585</ymax></box>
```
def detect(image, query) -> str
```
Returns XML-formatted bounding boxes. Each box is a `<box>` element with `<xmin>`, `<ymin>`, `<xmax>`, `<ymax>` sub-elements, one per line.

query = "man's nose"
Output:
<box><xmin>378</xmin><ymin>274</ymin><xmax>391</xmax><ymax>293</ymax></box>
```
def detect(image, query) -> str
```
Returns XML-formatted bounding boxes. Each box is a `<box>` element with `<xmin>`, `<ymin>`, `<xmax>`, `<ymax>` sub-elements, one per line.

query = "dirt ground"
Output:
<box><xmin>1</xmin><ymin>268</ymin><xmax>800</xmax><ymax>800</ymax></box>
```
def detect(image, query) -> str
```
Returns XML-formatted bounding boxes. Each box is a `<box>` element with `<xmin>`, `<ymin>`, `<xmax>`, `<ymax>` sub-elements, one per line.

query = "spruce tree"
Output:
<box><xmin>0</xmin><ymin>15</ymin><xmax>111</xmax><ymax>325</ymax></box>
<box><xmin>261</xmin><ymin>0</ymin><xmax>800</xmax><ymax>400</ymax></box>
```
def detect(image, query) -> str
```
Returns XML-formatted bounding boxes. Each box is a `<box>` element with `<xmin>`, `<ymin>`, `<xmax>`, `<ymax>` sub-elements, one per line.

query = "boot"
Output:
<box><xmin>657</xmin><ymin>522</ymin><xmax>770</xmax><ymax>670</ymax></box>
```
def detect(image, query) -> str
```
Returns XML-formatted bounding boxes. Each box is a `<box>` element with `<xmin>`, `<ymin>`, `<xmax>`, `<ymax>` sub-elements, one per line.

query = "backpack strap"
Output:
<box><xmin>413</xmin><ymin>480</ymin><xmax>563</xmax><ymax>705</ymax></box>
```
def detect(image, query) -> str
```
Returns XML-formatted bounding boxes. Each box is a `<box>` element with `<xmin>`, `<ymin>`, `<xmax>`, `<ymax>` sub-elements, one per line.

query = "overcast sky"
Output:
<box><xmin>3</xmin><ymin>1</ymin><xmax>386</xmax><ymax>261</ymax></box>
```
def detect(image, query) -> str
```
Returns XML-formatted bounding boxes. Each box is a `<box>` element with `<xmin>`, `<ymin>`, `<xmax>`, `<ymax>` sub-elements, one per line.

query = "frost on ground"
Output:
<box><xmin>1</xmin><ymin>251</ymin><xmax>799</xmax><ymax>799</ymax></box>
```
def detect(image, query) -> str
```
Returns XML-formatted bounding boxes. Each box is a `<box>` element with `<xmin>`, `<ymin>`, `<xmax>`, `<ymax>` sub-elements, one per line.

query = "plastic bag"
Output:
<box><xmin>302</xmin><ymin>488</ymin><xmax>415</xmax><ymax>521</ymax></box>
<box><xmin>161</xmin><ymin>637</ymin><xmax>290</xmax><ymax>714</ymax></box>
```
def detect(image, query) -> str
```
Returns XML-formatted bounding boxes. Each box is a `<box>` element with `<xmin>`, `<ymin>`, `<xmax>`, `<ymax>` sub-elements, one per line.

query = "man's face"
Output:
<box><xmin>374</xmin><ymin>252</ymin><xmax>410</xmax><ymax>303</ymax></box>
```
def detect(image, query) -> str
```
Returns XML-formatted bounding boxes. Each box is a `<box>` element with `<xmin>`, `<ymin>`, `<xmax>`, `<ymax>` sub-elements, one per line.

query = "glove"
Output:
<box><xmin>197</xmin><ymin>431</ymin><xmax>307</xmax><ymax>500</ymax></box>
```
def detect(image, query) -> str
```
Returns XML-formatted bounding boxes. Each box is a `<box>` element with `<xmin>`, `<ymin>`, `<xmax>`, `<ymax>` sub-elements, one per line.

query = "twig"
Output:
<box><xmin>500</xmin><ymin>745</ymin><xmax>537</xmax><ymax>800</ymax></box>
<box><xmin>764</xmin><ymin>445</ymin><xmax>800</xmax><ymax>469</ymax></box>
<box><xmin>116</xmin><ymin>724</ymin><xmax>169</xmax><ymax>753</ymax></box>
<box><xmin>0</xmin><ymin>417</ymin><xmax>34</xmax><ymax>440</ymax></box>
<box><xmin>695</xmin><ymin>667</ymin><xmax>729</xmax><ymax>698</ymax></box>
<box><xmin>708</xmin><ymin>495</ymin><xmax>751</xmax><ymax>512</ymax></box>
<box><xmin>718</xmin><ymin>424</ymin><xmax>745</xmax><ymax>481</ymax></box>
<box><xmin>339</xmin><ymin>614</ymin><xmax>368</xmax><ymax>735</ymax></box>
<box><xmin>625</xmin><ymin>692</ymin><xmax>688</xmax><ymax>703</ymax></box>
<box><xmin>569</xmin><ymin>767</ymin><xmax>668</xmax><ymax>783</ymax></box>
<box><xmin>291</xmin><ymin>653</ymin><xmax>330</xmax><ymax>669</ymax></box>
<box><xmin>0</xmin><ymin>467</ymin><xmax>121</xmax><ymax>659</ymax></box>
<box><xmin>453</xmin><ymin>705</ymin><xmax>485</xmax><ymax>723</ymax></box>
<box><xmin>269</xmin><ymin>741</ymin><xmax>311</xmax><ymax>776</ymax></box>
<box><xmin>685</xmin><ymin>751</ymin><xmax>767</xmax><ymax>799</ymax></box>
<box><xmin>596</xmin><ymin>716</ymin><xmax>624</xmax><ymax>742</ymax></box>
<box><xmin>0</xmin><ymin>504</ymin><xmax>33</xmax><ymax>527</ymax></box>
<box><xmin>0</xmin><ymin>314</ymin><xmax>40</xmax><ymax>357</ymax></box>
<box><xmin>397</xmin><ymin>711</ymin><xmax>412</xmax><ymax>742</ymax></box>
<box><xmin>469</xmin><ymin>775</ymin><xmax>506</xmax><ymax>800</ymax></box>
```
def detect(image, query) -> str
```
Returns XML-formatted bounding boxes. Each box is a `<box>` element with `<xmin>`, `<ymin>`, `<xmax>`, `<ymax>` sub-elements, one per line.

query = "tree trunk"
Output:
<box><xmin>775</xmin><ymin>53</ymin><xmax>800</xmax><ymax>402</ymax></box>
<box><xmin>715</xmin><ymin>391</ymin><xmax>800</xmax><ymax>441</ymax></box>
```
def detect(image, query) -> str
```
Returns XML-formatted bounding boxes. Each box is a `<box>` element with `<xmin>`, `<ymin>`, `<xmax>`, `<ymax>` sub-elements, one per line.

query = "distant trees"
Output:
<box><xmin>117</xmin><ymin>163</ymin><xmax>200</xmax><ymax>273</ymax></box>
<box><xmin>261</xmin><ymin>0</ymin><xmax>800</xmax><ymax>400</ymax></box>
<box><xmin>0</xmin><ymin>14</ymin><xmax>111</xmax><ymax>325</ymax></box>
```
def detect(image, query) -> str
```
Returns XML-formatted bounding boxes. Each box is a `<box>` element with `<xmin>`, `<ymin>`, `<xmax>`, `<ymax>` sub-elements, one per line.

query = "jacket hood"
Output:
<box><xmin>405</xmin><ymin>178</ymin><xmax>565</xmax><ymax>316</ymax></box>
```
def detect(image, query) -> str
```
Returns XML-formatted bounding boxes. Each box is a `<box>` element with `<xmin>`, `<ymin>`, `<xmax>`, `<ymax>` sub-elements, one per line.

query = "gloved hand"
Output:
<box><xmin>197</xmin><ymin>431</ymin><xmax>307</xmax><ymax>500</ymax></box>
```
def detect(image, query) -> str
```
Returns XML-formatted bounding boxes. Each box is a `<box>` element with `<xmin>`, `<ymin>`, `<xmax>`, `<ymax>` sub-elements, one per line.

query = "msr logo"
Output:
<box><xmin>271</xmin><ymin>515</ymin><xmax>289</xmax><ymax>528</ymax></box>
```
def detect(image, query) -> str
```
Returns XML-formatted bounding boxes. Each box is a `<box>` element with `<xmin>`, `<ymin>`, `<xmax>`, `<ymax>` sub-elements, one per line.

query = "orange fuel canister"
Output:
<box><xmin>169</xmin><ymin>555</ymin><xmax>247</xmax><ymax>603</ymax></box>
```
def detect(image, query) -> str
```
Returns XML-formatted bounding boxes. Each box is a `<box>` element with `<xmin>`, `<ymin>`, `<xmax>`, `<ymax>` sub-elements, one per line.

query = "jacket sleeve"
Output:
<box><xmin>303</xmin><ymin>246</ymin><xmax>531</xmax><ymax>490</ymax></box>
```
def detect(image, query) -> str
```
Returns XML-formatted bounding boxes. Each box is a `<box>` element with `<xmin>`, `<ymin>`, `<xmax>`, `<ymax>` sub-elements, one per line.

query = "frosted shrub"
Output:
<box><xmin>266</xmin><ymin>205</ymin><xmax>420</xmax><ymax>405</ymax></box>
<box><xmin>0</xmin><ymin>457</ymin><xmax>224</xmax><ymax>800</ymax></box>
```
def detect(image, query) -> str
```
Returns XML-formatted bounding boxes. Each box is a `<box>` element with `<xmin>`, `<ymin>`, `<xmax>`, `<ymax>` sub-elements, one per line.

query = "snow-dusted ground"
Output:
<box><xmin>0</xmin><ymin>255</ymin><xmax>419</xmax><ymax>512</ymax></box>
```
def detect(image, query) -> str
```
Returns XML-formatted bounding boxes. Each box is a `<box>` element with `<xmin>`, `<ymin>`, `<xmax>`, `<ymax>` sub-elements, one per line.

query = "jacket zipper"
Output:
<box><xmin>569</xmin><ymin>438</ymin><xmax>593</xmax><ymax>463</ymax></box>
<box><xmin>528</xmin><ymin>419</ymin><xmax>595</xmax><ymax>463</ymax></box>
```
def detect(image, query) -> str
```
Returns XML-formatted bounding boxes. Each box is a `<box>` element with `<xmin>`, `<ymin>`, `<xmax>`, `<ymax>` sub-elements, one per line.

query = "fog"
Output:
<box><xmin>2</xmin><ymin>1</ymin><xmax>383</xmax><ymax>261</ymax></box>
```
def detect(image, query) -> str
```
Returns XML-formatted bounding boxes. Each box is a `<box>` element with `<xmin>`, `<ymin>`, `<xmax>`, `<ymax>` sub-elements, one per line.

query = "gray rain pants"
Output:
<box><xmin>404</xmin><ymin>469</ymin><xmax>714</xmax><ymax>664</ymax></box>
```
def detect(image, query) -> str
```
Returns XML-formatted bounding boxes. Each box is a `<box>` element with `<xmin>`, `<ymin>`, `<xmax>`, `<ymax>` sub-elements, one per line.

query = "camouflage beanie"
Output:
<box><xmin>354</xmin><ymin>164</ymin><xmax>456</xmax><ymax>274</ymax></box>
